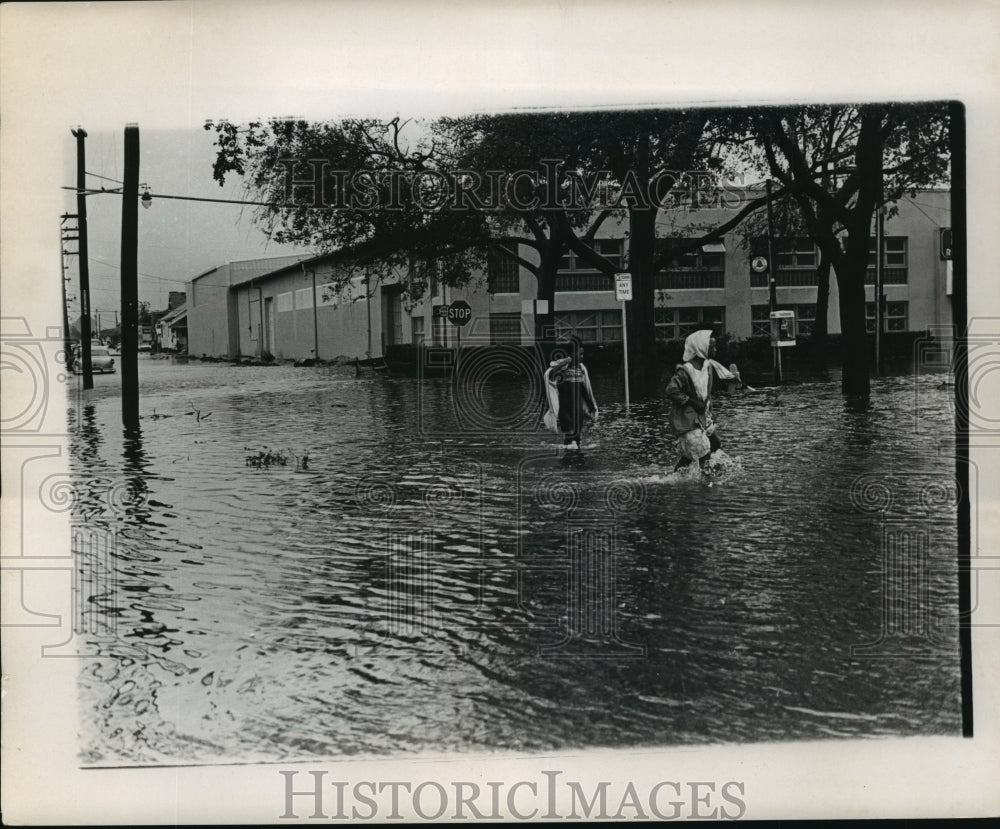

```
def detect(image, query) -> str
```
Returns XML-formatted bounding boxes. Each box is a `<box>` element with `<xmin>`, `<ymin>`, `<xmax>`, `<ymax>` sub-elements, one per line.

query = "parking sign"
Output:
<box><xmin>614</xmin><ymin>273</ymin><xmax>632</xmax><ymax>302</ymax></box>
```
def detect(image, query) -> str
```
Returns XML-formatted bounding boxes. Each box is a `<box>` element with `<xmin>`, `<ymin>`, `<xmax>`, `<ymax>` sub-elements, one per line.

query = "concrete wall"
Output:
<box><xmin>231</xmin><ymin>264</ymin><xmax>426</xmax><ymax>361</ymax></box>
<box><xmin>187</xmin><ymin>264</ymin><xmax>234</xmax><ymax>358</ymax></box>
<box><xmin>882</xmin><ymin>190</ymin><xmax>950</xmax><ymax>335</ymax></box>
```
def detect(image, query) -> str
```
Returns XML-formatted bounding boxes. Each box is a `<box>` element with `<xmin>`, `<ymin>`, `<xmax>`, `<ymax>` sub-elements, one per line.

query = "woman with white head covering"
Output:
<box><xmin>665</xmin><ymin>329</ymin><xmax>741</xmax><ymax>471</ymax></box>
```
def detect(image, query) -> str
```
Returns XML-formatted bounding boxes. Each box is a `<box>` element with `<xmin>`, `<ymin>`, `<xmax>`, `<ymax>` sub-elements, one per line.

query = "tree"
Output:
<box><xmin>432</xmin><ymin>111</ymin><xmax>638</xmax><ymax>343</ymax></box>
<box><xmin>206</xmin><ymin>117</ymin><xmax>488</xmax><ymax>302</ymax></box>
<box><xmin>439</xmin><ymin>109</ymin><xmax>787</xmax><ymax>393</ymax></box>
<box><xmin>545</xmin><ymin>109</ymin><xmax>783</xmax><ymax>395</ymax></box>
<box><xmin>752</xmin><ymin>103</ymin><xmax>950</xmax><ymax>397</ymax></box>
<box><xmin>205</xmin><ymin>111</ymin><xmax>783</xmax><ymax>396</ymax></box>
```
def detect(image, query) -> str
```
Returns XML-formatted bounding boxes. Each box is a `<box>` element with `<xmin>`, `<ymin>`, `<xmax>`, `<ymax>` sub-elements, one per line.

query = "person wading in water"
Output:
<box><xmin>665</xmin><ymin>329</ymin><xmax>741</xmax><ymax>472</ymax></box>
<box><xmin>543</xmin><ymin>336</ymin><xmax>599</xmax><ymax>450</ymax></box>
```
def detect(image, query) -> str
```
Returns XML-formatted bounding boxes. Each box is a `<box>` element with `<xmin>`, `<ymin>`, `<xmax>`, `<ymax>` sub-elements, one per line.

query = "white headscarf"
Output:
<box><xmin>682</xmin><ymin>330</ymin><xmax>713</xmax><ymax>362</ymax></box>
<box><xmin>681</xmin><ymin>329</ymin><xmax>737</xmax><ymax>398</ymax></box>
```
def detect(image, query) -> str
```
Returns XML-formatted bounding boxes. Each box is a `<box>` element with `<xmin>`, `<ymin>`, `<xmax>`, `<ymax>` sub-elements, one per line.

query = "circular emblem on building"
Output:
<box><xmin>751</xmin><ymin>256</ymin><xmax>768</xmax><ymax>273</ymax></box>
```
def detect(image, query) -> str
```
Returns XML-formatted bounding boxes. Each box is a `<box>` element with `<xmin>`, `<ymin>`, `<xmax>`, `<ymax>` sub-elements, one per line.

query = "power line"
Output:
<box><xmin>63</xmin><ymin>185</ymin><xmax>278</xmax><ymax>208</ymax></box>
<box><xmin>85</xmin><ymin>258</ymin><xmax>193</xmax><ymax>285</ymax></box>
<box><xmin>898</xmin><ymin>195</ymin><xmax>948</xmax><ymax>226</ymax></box>
<box><xmin>86</xmin><ymin>171</ymin><xmax>123</xmax><ymax>185</ymax></box>
<box><xmin>84</xmin><ymin>258</ymin><xmax>231</xmax><ymax>293</ymax></box>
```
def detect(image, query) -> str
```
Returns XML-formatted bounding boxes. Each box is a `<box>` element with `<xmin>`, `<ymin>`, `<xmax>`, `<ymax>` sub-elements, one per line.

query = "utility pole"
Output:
<box><xmin>765</xmin><ymin>179</ymin><xmax>778</xmax><ymax>313</ymax></box>
<box><xmin>765</xmin><ymin>179</ymin><xmax>780</xmax><ymax>381</ymax></box>
<box><xmin>121</xmin><ymin>124</ymin><xmax>140</xmax><ymax>428</ymax></box>
<box><xmin>60</xmin><ymin>230</ymin><xmax>70</xmax><ymax>365</ymax></box>
<box><xmin>59</xmin><ymin>213</ymin><xmax>78</xmax><ymax>371</ymax></box>
<box><xmin>72</xmin><ymin>128</ymin><xmax>94</xmax><ymax>389</ymax></box>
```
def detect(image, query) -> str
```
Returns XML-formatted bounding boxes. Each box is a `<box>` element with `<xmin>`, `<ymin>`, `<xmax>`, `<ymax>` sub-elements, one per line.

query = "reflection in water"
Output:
<box><xmin>71</xmin><ymin>360</ymin><xmax>962</xmax><ymax>764</ymax></box>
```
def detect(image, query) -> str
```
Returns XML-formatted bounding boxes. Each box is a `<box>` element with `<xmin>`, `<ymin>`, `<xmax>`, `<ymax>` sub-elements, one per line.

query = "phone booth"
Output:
<box><xmin>769</xmin><ymin>310</ymin><xmax>797</xmax><ymax>347</ymax></box>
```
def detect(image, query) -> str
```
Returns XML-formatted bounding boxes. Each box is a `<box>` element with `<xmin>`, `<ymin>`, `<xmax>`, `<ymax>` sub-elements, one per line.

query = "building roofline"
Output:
<box><xmin>189</xmin><ymin>253</ymin><xmax>314</xmax><ymax>284</ymax></box>
<box><xmin>190</xmin><ymin>264</ymin><xmax>222</xmax><ymax>283</ymax></box>
<box><xmin>232</xmin><ymin>249</ymin><xmax>345</xmax><ymax>285</ymax></box>
<box><xmin>159</xmin><ymin>303</ymin><xmax>187</xmax><ymax>324</ymax></box>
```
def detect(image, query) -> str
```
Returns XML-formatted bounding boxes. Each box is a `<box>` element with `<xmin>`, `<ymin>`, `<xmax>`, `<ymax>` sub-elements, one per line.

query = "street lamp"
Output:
<box><xmin>140</xmin><ymin>184</ymin><xmax>152</xmax><ymax>209</ymax></box>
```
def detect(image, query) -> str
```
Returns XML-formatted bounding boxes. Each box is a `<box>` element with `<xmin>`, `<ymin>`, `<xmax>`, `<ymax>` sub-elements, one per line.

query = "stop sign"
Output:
<box><xmin>447</xmin><ymin>300</ymin><xmax>472</xmax><ymax>326</ymax></box>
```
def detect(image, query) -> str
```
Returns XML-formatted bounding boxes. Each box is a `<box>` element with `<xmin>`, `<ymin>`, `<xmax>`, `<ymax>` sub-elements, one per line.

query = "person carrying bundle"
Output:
<box><xmin>543</xmin><ymin>336</ymin><xmax>599</xmax><ymax>449</ymax></box>
<box><xmin>665</xmin><ymin>329</ymin><xmax>741</xmax><ymax>472</ymax></box>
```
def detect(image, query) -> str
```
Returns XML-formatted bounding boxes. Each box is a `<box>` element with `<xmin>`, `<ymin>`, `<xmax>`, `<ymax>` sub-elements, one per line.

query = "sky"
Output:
<box><xmin>62</xmin><ymin>126</ymin><xmax>304</xmax><ymax>319</ymax></box>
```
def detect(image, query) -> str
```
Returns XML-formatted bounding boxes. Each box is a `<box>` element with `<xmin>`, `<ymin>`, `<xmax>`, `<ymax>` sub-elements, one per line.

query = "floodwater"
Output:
<box><xmin>67</xmin><ymin>354</ymin><xmax>962</xmax><ymax>765</ymax></box>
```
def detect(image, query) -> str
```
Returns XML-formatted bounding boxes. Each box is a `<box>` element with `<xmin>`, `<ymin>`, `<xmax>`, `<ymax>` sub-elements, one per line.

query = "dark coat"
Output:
<box><xmin>665</xmin><ymin>363</ymin><xmax>721</xmax><ymax>434</ymax></box>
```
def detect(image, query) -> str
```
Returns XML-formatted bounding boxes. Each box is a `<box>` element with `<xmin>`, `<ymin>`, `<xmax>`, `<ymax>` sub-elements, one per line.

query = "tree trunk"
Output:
<box><xmin>534</xmin><ymin>248</ymin><xmax>559</xmax><ymax>346</ymax></box>
<box><xmin>836</xmin><ymin>239</ymin><xmax>871</xmax><ymax>398</ymax></box>
<box><xmin>627</xmin><ymin>206</ymin><xmax>658</xmax><ymax>398</ymax></box>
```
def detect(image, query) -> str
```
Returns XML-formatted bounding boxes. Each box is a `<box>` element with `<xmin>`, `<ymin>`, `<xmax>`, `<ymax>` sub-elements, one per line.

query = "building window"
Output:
<box><xmin>433</xmin><ymin>313</ymin><xmax>448</xmax><ymax>346</ymax></box>
<box><xmin>655</xmin><ymin>306</ymin><xmax>725</xmax><ymax>341</ymax></box>
<box><xmin>658</xmin><ymin>241</ymin><xmax>726</xmax><ymax>289</ymax></box>
<box><xmin>487</xmin><ymin>246</ymin><xmax>520</xmax><ymax>294</ymax></box>
<box><xmin>411</xmin><ymin>315</ymin><xmax>425</xmax><ymax>345</ymax></box>
<box><xmin>866</xmin><ymin>300</ymin><xmax>908</xmax><ymax>333</ymax></box>
<box><xmin>868</xmin><ymin>236</ymin><xmax>908</xmax><ymax>267</ymax></box>
<box><xmin>751</xmin><ymin>236</ymin><xmax>820</xmax><ymax>286</ymax></box>
<box><xmin>559</xmin><ymin>238</ymin><xmax>624</xmax><ymax>272</ymax></box>
<box><xmin>777</xmin><ymin>237</ymin><xmax>818</xmax><ymax>269</ymax></box>
<box><xmin>489</xmin><ymin>312</ymin><xmax>522</xmax><ymax>344</ymax></box>
<box><xmin>751</xmin><ymin>304</ymin><xmax>771</xmax><ymax>338</ymax></box>
<box><xmin>595</xmin><ymin>238</ymin><xmax>624</xmax><ymax>270</ymax></box>
<box><xmin>555</xmin><ymin>239</ymin><xmax>624</xmax><ymax>291</ymax></box>
<box><xmin>751</xmin><ymin>304</ymin><xmax>818</xmax><ymax>337</ymax></box>
<box><xmin>866</xmin><ymin>236</ymin><xmax>908</xmax><ymax>284</ymax></box>
<box><xmin>793</xmin><ymin>304</ymin><xmax>817</xmax><ymax>336</ymax></box>
<box><xmin>554</xmin><ymin>310</ymin><xmax>623</xmax><ymax>343</ymax></box>
<box><xmin>555</xmin><ymin>273</ymin><xmax>614</xmax><ymax>292</ymax></box>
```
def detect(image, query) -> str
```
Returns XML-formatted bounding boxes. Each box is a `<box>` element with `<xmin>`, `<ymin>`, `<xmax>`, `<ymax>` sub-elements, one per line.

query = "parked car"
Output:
<box><xmin>72</xmin><ymin>344</ymin><xmax>116</xmax><ymax>374</ymax></box>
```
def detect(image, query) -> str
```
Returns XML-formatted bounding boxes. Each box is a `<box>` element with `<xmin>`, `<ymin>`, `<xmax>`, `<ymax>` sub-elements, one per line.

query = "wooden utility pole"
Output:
<box><xmin>121</xmin><ymin>124</ymin><xmax>140</xmax><ymax>428</ymax></box>
<box><xmin>765</xmin><ymin>179</ymin><xmax>780</xmax><ymax>381</ymax></box>
<box><xmin>71</xmin><ymin>128</ymin><xmax>93</xmax><ymax>389</ymax></box>
<box><xmin>60</xmin><ymin>232</ymin><xmax>70</xmax><ymax>364</ymax></box>
<box><xmin>59</xmin><ymin>214</ymin><xmax>78</xmax><ymax>370</ymax></box>
<box><xmin>765</xmin><ymin>179</ymin><xmax>778</xmax><ymax>313</ymax></box>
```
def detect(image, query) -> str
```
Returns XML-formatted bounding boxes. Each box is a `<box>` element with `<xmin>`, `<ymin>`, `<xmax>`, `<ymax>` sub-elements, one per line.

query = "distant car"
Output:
<box><xmin>72</xmin><ymin>344</ymin><xmax>116</xmax><ymax>374</ymax></box>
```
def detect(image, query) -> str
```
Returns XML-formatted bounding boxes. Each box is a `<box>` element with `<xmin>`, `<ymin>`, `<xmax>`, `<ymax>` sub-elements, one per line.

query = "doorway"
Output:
<box><xmin>381</xmin><ymin>285</ymin><xmax>404</xmax><ymax>350</ymax></box>
<box><xmin>263</xmin><ymin>296</ymin><xmax>275</xmax><ymax>355</ymax></box>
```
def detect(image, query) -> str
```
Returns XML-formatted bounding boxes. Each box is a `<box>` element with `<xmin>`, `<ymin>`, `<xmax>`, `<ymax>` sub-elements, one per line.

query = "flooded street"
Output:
<box><xmin>68</xmin><ymin>355</ymin><xmax>962</xmax><ymax>765</ymax></box>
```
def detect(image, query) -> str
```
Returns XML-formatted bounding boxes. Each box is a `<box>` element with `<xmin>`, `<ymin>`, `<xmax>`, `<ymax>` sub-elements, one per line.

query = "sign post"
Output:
<box><xmin>615</xmin><ymin>273</ymin><xmax>632</xmax><ymax>411</ymax></box>
<box><xmin>446</xmin><ymin>300</ymin><xmax>472</xmax><ymax>348</ymax></box>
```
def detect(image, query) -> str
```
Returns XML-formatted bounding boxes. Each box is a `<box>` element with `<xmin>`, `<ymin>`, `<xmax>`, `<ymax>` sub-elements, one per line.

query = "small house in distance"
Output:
<box><xmin>156</xmin><ymin>303</ymin><xmax>188</xmax><ymax>352</ymax></box>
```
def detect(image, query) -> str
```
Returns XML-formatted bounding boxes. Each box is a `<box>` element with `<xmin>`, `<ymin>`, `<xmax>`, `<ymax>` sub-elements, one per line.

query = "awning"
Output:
<box><xmin>700</xmin><ymin>242</ymin><xmax>726</xmax><ymax>253</ymax></box>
